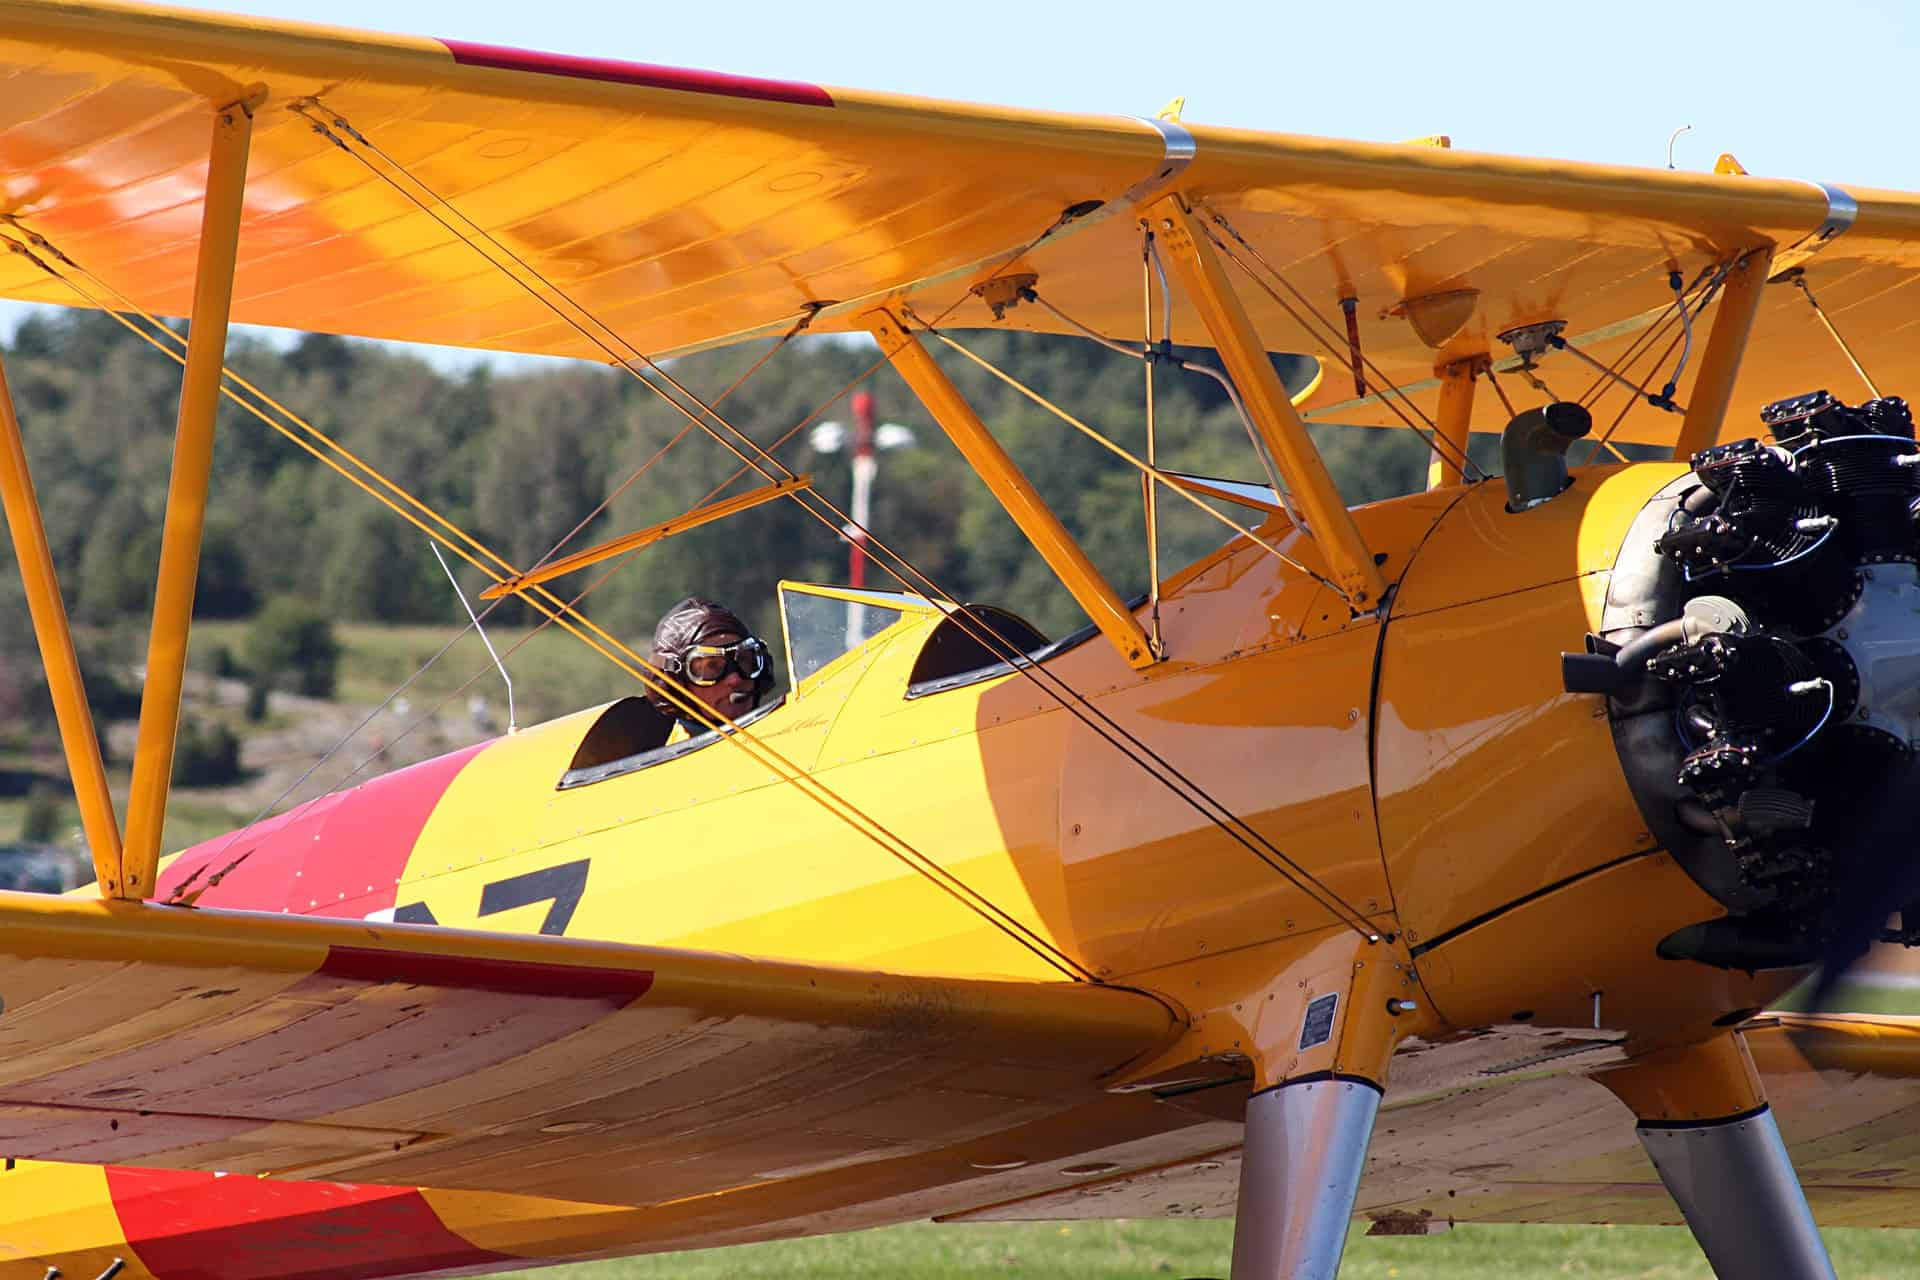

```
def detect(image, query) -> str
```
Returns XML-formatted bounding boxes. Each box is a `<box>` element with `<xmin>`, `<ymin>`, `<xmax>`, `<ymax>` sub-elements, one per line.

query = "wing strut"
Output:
<box><xmin>1148</xmin><ymin>196</ymin><xmax>1389</xmax><ymax>610</ymax></box>
<box><xmin>123</xmin><ymin>94</ymin><xmax>258</xmax><ymax>899</ymax></box>
<box><xmin>1428</xmin><ymin>359</ymin><xmax>1481</xmax><ymax>490</ymax></box>
<box><xmin>864</xmin><ymin>307</ymin><xmax>1157</xmax><ymax>670</ymax></box>
<box><xmin>0</xmin><ymin>353</ymin><xmax>121</xmax><ymax>886</ymax></box>
<box><xmin>480</xmin><ymin>476</ymin><xmax>813</xmax><ymax>601</ymax></box>
<box><xmin>1673</xmin><ymin>247</ymin><xmax>1774</xmax><ymax>460</ymax></box>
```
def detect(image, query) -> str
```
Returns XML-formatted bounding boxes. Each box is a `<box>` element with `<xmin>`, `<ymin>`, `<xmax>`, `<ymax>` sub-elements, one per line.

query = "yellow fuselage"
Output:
<box><xmin>367</xmin><ymin>460</ymin><xmax>1788</xmax><ymax>1043</ymax></box>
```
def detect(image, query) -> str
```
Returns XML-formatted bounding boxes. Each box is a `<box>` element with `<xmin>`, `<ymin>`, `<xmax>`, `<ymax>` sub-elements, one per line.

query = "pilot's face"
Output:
<box><xmin>686</xmin><ymin>631</ymin><xmax>756</xmax><ymax>722</ymax></box>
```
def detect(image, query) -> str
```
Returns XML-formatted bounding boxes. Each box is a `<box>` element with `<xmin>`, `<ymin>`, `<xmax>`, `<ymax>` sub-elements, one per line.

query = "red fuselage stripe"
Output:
<box><xmin>440</xmin><ymin>39</ymin><xmax>835</xmax><ymax>106</ymax></box>
<box><xmin>104</xmin><ymin>1168</ymin><xmax>513</xmax><ymax>1280</ymax></box>
<box><xmin>154</xmin><ymin>740</ymin><xmax>491</xmax><ymax>918</ymax></box>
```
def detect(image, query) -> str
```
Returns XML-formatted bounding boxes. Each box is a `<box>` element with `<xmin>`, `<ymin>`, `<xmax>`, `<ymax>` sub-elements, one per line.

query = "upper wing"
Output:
<box><xmin>1</xmin><ymin>1</ymin><xmax>1916</xmax><ymax>448</ymax></box>
<box><xmin>0</xmin><ymin>0</ymin><xmax>1166</xmax><ymax>361</ymax></box>
<box><xmin>0</xmin><ymin>889</ymin><xmax>1182</xmax><ymax>1207</ymax></box>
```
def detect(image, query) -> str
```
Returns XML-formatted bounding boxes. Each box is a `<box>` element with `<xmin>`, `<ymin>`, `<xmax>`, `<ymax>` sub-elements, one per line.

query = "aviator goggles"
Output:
<box><xmin>679</xmin><ymin>636</ymin><xmax>771</xmax><ymax>686</ymax></box>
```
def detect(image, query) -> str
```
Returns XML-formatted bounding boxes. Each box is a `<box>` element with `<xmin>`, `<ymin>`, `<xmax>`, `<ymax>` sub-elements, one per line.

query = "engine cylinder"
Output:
<box><xmin>1595</xmin><ymin>390</ymin><xmax>1920</xmax><ymax>968</ymax></box>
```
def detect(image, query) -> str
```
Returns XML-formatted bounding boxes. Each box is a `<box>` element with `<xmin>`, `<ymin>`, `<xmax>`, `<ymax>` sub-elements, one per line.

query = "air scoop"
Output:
<box><xmin>1502</xmin><ymin>401</ymin><xmax>1593</xmax><ymax>511</ymax></box>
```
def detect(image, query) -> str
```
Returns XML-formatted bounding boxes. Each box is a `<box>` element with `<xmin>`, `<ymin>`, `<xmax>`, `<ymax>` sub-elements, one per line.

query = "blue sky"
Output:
<box><xmin>145</xmin><ymin>0</ymin><xmax>1918</xmax><ymax>183</ymax></box>
<box><xmin>16</xmin><ymin>0</ymin><xmax>1920</xmax><ymax>369</ymax></box>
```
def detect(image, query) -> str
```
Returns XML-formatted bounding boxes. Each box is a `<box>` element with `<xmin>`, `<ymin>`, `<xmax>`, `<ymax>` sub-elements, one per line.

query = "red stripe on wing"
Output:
<box><xmin>440</xmin><ymin>39</ymin><xmax>835</xmax><ymax>106</ymax></box>
<box><xmin>319</xmin><ymin>945</ymin><xmax>654</xmax><ymax>999</ymax></box>
<box><xmin>105</xmin><ymin>1168</ymin><xmax>511</xmax><ymax>1280</ymax></box>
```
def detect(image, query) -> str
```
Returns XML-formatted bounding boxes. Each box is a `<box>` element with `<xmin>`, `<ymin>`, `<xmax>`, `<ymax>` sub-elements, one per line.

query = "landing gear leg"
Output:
<box><xmin>1597</xmin><ymin>1033</ymin><xmax>1834</xmax><ymax>1279</ymax></box>
<box><xmin>1229</xmin><ymin>1074</ymin><xmax>1382</xmax><ymax>1279</ymax></box>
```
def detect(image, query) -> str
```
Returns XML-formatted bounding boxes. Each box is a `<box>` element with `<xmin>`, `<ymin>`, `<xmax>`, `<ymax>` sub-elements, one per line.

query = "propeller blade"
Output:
<box><xmin>1806</xmin><ymin>749</ymin><xmax>1920</xmax><ymax>1011</ymax></box>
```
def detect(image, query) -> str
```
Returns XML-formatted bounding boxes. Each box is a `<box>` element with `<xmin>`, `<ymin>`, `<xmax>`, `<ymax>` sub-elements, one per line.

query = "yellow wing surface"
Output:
<box><xmin>0</xmin><ymin>889</ymin><xmax>1181</xmax><ymax>1205</ymax></box>
<box><xmin>14</xmin><ymin>879</ymin><xmax>1920</xmax><ymax>1241</ymax></box>
<box><xmin>947</xmin><ymin>1014</ymin><xmax>1920</xmax><ymax>1229</ymax></box>
<box><xmin>9</xmin><ymin>877</ymin><xmax>1920</xmax><ymax>1253</ymax></box>
<box><xmin>0</xmin><ymin>0</ymin><xmax>1917</xmax><ymax>448</ymax></box>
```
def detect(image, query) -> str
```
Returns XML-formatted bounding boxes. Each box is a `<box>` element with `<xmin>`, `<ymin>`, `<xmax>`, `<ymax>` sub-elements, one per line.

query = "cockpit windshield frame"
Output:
<box><xmin>775</xmin><ymin>581</ymin><xmax>935</xmax><ymax>696</ymax></box>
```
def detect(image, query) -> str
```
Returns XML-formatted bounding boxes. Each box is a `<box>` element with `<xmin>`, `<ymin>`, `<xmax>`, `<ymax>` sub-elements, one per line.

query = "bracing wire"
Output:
<box><xmin>1200</xmin><ymin>208</ymin><xmax>1730</xmax><ymax>482</ymax></box>
<box><xmin>1576</xmin><ymin>320</ymin><xmax>1685</xmax><ymax>466</ymax></box>
<box><xmin>1141</xmin><ymin>225</ymin><xmax>1163</xmax><ymax>657</ymax></box>
<box><xmin>1576</xmin><ymin>261</ymin><xmax>1734</xmax><ymax>465</ymax></box>
<box><xmin>2</xmin><ymin>226</ymin><xmax>798</xmax><ymax>820</ymax></box>
<box><xmin>8</xmin><ymin>235</ymin><xmax>1100</xmax><ymax>981</ymax></box>
<box><xmin>278</xmin><ymin>106</ymin><xmax>1388</xmax><ymax>941</ymax></box>
<box><xmin>1028</xmin><ymin>285</ymin><xmax>1299</xmax><ymax>528</ymax></box>
<box><xmin>1787</xmin><ymin>270</ymin><xmax>1881</xmax><ymax>399</ymax></box>
<box><xmin>1482</xmin><ymin>363</ymin><xmax>1519</xmax><ymax>419</ymax></box>
<box><xmin>1197</xmin><ymin>210</ymin><xmax>1484</xmax><ymax>485</ymax></box>
<box><xmin>910</xmin><ymin>312</ymin><xmax>1346</xmax><ymax>596</ymax></box>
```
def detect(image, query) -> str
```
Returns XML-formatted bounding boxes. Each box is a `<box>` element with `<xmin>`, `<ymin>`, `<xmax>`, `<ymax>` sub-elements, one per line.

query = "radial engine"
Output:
<box><xmin>1565</xmin><ymin>390</ymin><xmax>1920</xmax><ymax>972</ymax></box>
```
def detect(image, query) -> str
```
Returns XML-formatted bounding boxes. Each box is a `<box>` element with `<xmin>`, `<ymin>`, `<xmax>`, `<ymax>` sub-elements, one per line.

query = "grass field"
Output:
<box><xmin>194</xmin><ymin>617</ymin><xmax>637</xmax><ymax>727</ymax></box>
<box><xmin>499</xmin><ymin>1219</ymin><xmax>1920</xmax><ymax>1278</ymax></box>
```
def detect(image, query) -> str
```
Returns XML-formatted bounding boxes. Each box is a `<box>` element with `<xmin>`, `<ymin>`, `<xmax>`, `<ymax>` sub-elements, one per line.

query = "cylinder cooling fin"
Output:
<box><xmin>1580</xmin><ymin>390</ymin><xmax>1920</xmax><ymax>972</ymax></box>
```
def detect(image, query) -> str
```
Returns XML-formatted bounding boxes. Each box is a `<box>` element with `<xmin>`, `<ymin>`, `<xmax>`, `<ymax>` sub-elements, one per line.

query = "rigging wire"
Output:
<box><xmin>1142</xmin><ymin>226</ymin><xmax>1163</xmax><ymax>658</ymax></box>
<box><xmin>542</xmin><ymin>310</ymin><xmax>821</xmax><ymax>571</ymax></box>
<box><xmin>1</xmin><ymin>226</ymin><xmax>816</xmax><ymax>835</ymax></box>
<box><xmin>1575</xmin><ymin>262</ymin><xmax>1734</xmax><ymax>466</ymax></box>
<box><xmin>1572</xmin><ymin>260</ymin><xmax>1723</xmax><ymax>413</ymax></box>
<box><xmin>1196</xmin><ymin>211</ymin><xmax>1484</xmax><ymax>485</ymax></box>
<box><xmin>1588</xmin><ymin>322</ymin><xmax>1691</xmax><ymax>465</ymax></box>
<box><xmin>1482</xmin><ymin>362</ymin><xmax>1519</xmax><ymax>420</ymax></box>
<box><xmin>1027</xmin><ymin>283</ymin><xmax>1299</xmax><ymax>525</ymax></box>
<box><xmin>287</xmin><ymin>105</ymin><xmax>1388</xmax><ymax>941</ymax></box>
<box><xmin>1786</xmin><ymin>269</ymin><xmax>1881</xmax><ymax>399</ymax></box>
<box><xmin>1573</xmin><ymin>320</ymin><xmax>1682</xmax><ymax>465</ymax></box>
<box><xmin>688</xmin><ymin>352</ymin><xmax>892</xmax><ymax>508</ymax></box>
<box><xmin>9</xmin><ymin>240</ymin><xmax>1098</xmax><ymax>982</ymax></box>
<box><xmin>912</xmin><ymin>307</ymin><xmax>1342</xmax><ymax>593</ymax></box>
<box><xmin>1575</xmin><ymin>305</ymin><xmax>1680</xmax><ymax>409</ymax></box>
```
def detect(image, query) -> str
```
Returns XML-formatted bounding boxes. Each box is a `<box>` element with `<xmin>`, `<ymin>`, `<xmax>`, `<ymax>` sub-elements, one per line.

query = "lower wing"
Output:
<box><xmin>0</xmin><ymin>888</ymin><xmax>1205</xmax><ymax>1277</ymax></box>
<box><xmin>952</xmin><ymin>1013</ymin><xmax>1920</xmax><ymax>1229</ymax></box>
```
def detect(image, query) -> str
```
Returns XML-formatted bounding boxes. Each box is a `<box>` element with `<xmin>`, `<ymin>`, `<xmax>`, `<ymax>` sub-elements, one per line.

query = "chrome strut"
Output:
<box><xmin>1231</xmin><ymin>1075</ymin><xmax>1381</xmax><ymax>1280</ymax></box>
<box><xmin>1639</xmin><ymin>1106</ymin><xmax>1835</xmax><ymax>1279</ymax></box>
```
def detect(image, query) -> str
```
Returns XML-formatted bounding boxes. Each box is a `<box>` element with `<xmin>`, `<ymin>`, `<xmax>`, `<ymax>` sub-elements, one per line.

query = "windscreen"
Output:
<box><xmin>780</xmin><ymin>588</ymin><xmax>908</xmax><ymax>684</ymax></box>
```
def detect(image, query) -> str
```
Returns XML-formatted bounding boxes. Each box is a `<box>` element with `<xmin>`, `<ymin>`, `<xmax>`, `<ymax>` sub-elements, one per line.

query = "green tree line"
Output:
<box><xmin>0</xmin><ymin>307</ymin><xmax>1444</xmax><ymax>734</ymax></box>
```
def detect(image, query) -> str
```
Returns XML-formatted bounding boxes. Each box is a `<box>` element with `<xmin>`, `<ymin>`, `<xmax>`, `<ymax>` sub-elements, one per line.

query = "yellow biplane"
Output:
<box><xmin>4</xmin><ymin>2</ymin><xmax>1920</xmax><ymax>1278</ymax></box>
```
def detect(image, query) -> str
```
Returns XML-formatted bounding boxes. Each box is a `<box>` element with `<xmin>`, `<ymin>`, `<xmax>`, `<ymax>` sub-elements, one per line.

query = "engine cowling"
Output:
<box><xmin>1582</xmin><ymin>390</ymin><xmax>1920</xmax><ymax>971</ymax></box>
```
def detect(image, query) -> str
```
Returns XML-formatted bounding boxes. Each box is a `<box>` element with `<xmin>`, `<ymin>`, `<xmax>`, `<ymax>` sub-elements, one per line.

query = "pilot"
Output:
<box><xmin>647</xmin><ymin>596</ymin><xmax>774</xmax><ymax>737</ymax></box>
